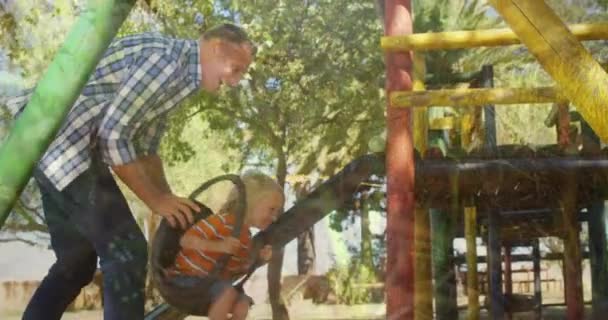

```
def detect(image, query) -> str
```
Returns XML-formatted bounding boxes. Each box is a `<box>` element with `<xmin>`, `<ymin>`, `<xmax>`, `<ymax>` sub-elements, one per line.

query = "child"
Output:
<box><xmin>167</xmin><ymin>171</ymin><xmax>285</xmax><ymax>320</ymax></box>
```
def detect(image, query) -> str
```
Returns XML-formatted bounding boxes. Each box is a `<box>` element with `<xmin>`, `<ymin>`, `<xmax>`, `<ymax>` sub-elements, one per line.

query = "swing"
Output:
<box><xmin>150</xmin><ymin>174</ymin><xmax>257</xmax><ymax>316</ymax></box>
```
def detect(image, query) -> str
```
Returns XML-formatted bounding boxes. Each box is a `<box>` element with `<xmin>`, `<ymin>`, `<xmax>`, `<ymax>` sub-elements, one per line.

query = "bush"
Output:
<box><xmin>326</xmin><ymin>258</ymin><xmax>383</xmax><ymax>305</ymax></box>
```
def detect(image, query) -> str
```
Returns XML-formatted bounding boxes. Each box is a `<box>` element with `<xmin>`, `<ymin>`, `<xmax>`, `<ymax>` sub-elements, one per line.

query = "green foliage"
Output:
<box><xmin>119</xmin><ymin>0</ymin><xmax>217</xmax><ymax>38</ymax></box>
<box><xmin>4</xmin><ymin>0</ymin><xmax>608</xmax><ymax>249</ymax></box>
<box><xmin>414</xmin><ymin>0</ymin><xmax>498</xmax><ymax>83</ymax></box>
<box><xmin>0</xmin><ymin>178</ymin><xmax>48</xmax><ymax>246</ymax></box>
<box><xmin>326</xmin><ymin>256</ymin><xmax>383</xmax><ymax>305</ymax></box>
<box><xmin>0</xmin><ymin>0</ymin><xmax>78</xmax><ymax>84</ymax></box>
<box><xmin>164</xmin><ymin>0</ymin><xmax>386</xmax><ymax>180</ymax></box>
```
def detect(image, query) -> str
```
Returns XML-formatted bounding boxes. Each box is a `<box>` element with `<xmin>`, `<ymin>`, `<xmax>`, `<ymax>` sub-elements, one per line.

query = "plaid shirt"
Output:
<box><xmin>1</xmin><ymin>32</ymin><xmax>201</xmax><ymax>191</ymax></box>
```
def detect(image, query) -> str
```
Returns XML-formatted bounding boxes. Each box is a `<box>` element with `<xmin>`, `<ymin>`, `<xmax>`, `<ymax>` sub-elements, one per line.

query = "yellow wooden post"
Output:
<box><xmin>413</xmin><ymin>53</ymin><xmax>433</xmax><ymax>320</ymax></box>
<box><xmin>381</xmin><ymin>23</ymin><xmax>608</xmax><ymax>51</ymax></box>
<box><xmin>488</xmin><ymin>0</ymin><xmax>608</xmax><ymax>141</ymax></box>
<box><xmin>464</xmin><ymin>206</ymin><xmax>479</xmax><ymax>320</ymax></box>
<box><xmin>413</xmin><ymin>53</ymin><xmax>428</xmax><ymax>156</ymax></box>
<box><xmin>460</xmin><ymin>101</ymin><xmax>483</xmax><ymax>151</ymax></box>
<box><xmin>460</xmin><ymin>111</ymin><xmax>474</xmax><ymax>149</ymax></box>
<box><xmin>391</xmin><ymin>86</ymin><xmax>567</xmax><ymax>108</ymax></box>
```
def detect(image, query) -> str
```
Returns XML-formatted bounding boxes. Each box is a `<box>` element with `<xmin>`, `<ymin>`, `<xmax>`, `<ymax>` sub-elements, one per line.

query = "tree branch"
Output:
<box><xmin>4</xmin><ymin>221</ymin><xmax>48</xmax><ymax>233</ymax></box>
<box><xmin>205</xmin><ymin>102</ymin><xmax>283</xmax><ymax>150</ymax></box>
<box><xmin>185</xmin><ymin>109</ymin><xmax>205</xmax><ymax>120</ymax></box>
<box><xmin>139</xmin><ymin>0</ymin><xmax>178</xmax><ymax>36</ymax></box>
<box><xmin>18</xmin><ymin>199</ymin><xmax>42</xmax><ymax>213</ymax></box>
<box><xmin>0</xmin><ymin>236</ymin><xmax>39</xmax><ymax>246</ymax></box>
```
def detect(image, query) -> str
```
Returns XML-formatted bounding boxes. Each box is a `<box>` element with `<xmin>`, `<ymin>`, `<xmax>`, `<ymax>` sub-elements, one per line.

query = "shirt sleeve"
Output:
<box><xmin>134</xmin><ymin>114</ymin><xmax>168</xmax><ymax>156</ymax></box>
<box><xmin>98</xmin><ymin>52</ymin><xmax>177</xmax><ymax>165</ymax></box>
<box><xmin>1</xmin><ymin>88</ymin><xmax>34</xmax><ymax>119</ymax></box>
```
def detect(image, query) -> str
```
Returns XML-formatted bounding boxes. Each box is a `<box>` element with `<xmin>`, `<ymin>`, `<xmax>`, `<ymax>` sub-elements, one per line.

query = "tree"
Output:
<box><xmin>413</xmin><ymin>0</ymin><xmax>498</xmax><ymax>84</ymax></box>
<box><xmin>0</xmin><ymin>0</ymin><xmax>79</xmax><ymax>85</ymax></box>
<box><xmin>161</xmin><ymin>1</ymin><xmax>386</xmax><ymax>317</ymax></box>
<box><xmin>0</xmin><ymin>180</ymin><xmax>48</xmax><ymax>246</ymax></box>
<box><xmin>327</xmin><ymin>176</ymin><xmax>386</xmax><ymax>304</ymax></box>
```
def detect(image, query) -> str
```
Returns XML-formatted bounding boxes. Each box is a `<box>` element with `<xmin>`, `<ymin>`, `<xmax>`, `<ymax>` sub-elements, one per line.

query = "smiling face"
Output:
<box><xmin>247</xmin><ymin>191</ymin><xmax>284</xmax><ymax>230</ymax></box>
<box><xmin>200</xmin><ymin>39</ymin><xmax>253</xmax><ymax>93</ymax></box>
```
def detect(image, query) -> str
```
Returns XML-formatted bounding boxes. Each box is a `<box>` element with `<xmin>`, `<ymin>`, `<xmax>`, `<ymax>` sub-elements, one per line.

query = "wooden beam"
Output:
<box><xmin>582</xmin><ymin>105</ymin><xmax>608</xmax><ymax>318</ymax></box>
<box><xmin>429</xmin><ymin>103</ymin><xmax>459</xmax><ymax>320</ymax></box>
<box><xmin>588</xmin><ymin>201</ymin><xmax>608</xmax><ymax>318</ymax></box>
<box><xmin>532</xmin><ymin>240</ymin><xmax>543</xmax><ymax>320</ymax></box>
<box><xmin>431</xmin><ymin>207</ymin><xmax>458</xmax><ymax>320</ymax></box>
<box><xmin>454</xmin><ymin>251</ymin><xmax>591</xmax><ymax>265</ymax></box>
<box><xmin>413</xmin><ymin>53</ymin><xmax>428</xmax><ymax>156</ymax></box>
<box><xmin>385</xmin><ymin>0</ymin><xmax>415</xmax><ymax>319</ymax></box>
<box><xmin>391</xmin><ymin>86</ymin><xmax>567</xmax><ymax>108</ymax></box>
<box><xmin>430</xmin><ymin>116</ymin><xmax>456</xmax><ymax>130</ymax></box>
<box><xmin>487</xmin><ymin>207</ymin><xmax>505</xmax><ymax>319</ymax></box>
<box><xmin>488</xmin><ymin>0</ymin><xmax>608</xmax><ymax>141</ymax></box>
<box><xmin>556</xmin><ymin>102</ymin><xmax>585</xmax><ymax>320</ymax></box>
<box><xmin>504</xmin><ymin>245</ymin><xmax>514</xmax><ymax>320</ymax></box>
<box><xmin>465</xmin><ymin>206</ymin><xmax>480</xmax><ymax>320</ymax></box>
<box><xmin>381</xmin><ymin>23</ymin><xmax>608</xmax><ymax>51</ymax></box>
<box><xmin>413</xmin><ymin>53</ymin><xmax>433</xmax><ymax>320</ymax></box>
<box><xmin>415</xmin><ymin>205</ymin><xmax>432</xmax><ymax>320</ymax></box>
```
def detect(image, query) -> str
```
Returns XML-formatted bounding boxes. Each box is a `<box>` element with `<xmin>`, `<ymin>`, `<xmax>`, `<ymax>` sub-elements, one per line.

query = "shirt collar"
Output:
<box><xmin>187</xmin><ymin>40</ymin><xmax>202</xmax><ymax>88</ymax></box>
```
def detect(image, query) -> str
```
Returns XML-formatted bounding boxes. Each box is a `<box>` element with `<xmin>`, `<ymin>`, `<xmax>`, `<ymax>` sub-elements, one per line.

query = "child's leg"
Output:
<box><xmin>231</xmin><ymin>295</ymin><xmax>252</xmax><ymax>320</ymax></box>
<box><xmin>208</xmin><ymin>287</ymin><xmax>239</xmax><ymax>320</ymax></box>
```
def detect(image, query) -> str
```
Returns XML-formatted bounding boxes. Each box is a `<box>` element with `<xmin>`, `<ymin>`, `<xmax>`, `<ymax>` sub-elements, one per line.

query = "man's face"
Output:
<box><xmin>202</xmin><ymin>40</ymin><xmax>253</xmax><ymax>92</ymax></box>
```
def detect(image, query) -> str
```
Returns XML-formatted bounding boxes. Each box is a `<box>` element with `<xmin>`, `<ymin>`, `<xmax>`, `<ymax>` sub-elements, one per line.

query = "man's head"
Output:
<box><xmin>199</xmin><ymin>23</ymin><xmax>255</xmax><ymax>92</ymax></box>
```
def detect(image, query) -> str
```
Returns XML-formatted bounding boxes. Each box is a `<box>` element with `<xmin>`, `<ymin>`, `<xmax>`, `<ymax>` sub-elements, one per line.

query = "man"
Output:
<box><xmin>2</xmin><ymin>23</ymin><xmax>254</xmax><ymax>319</ymax></box>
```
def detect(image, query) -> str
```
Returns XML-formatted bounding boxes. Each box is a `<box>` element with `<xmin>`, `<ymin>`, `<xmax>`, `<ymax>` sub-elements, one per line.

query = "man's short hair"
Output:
<box><xmin>202</xmin><ymin>23</ymin><xmax>256</xmax><ymax>55</ymax></box>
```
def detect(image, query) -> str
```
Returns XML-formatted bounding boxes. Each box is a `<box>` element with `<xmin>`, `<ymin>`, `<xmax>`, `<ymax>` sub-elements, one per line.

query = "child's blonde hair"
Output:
<box><xmin>219</xmin><ymin>170</ymin><xmax>284</xmax><ymax>215</ymax></box>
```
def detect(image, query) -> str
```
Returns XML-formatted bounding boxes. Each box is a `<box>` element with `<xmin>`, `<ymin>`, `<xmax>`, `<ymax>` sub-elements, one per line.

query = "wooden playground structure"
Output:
<box><xmin>1</xmin><ymin>1</ymin><xmax>608</xmax><ymax>320</ymax></box>
<box><xmin>382</xmin><ymin>1</ymin><xmax>608</xmax><ymax>319</ymax></box>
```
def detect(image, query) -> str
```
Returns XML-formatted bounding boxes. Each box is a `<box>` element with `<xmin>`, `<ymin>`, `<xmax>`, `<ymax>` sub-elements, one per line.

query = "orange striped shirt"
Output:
<box><xmin>171</xmin><ymin>213</ymin><xmax>251</xmax><ymax>280</ymax></box>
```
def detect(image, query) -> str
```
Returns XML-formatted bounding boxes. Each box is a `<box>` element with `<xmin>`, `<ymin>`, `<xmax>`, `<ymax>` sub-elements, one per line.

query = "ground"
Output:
<box><xmin>0</xmin><ymin>303</ymin><xmax>595</xmax><ymax>320</ymax></box>
<box><xmin>0</xmin><ymin>264</ymin><xmax>593</xmax><ymax>319</ymax></box>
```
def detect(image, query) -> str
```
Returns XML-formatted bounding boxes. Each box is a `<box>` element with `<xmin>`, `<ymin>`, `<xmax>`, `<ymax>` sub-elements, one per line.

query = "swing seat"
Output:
<box><xmin>150</xmin><ymin>174</ymin><xmax>247</xmax><ymax>316</ymax></box>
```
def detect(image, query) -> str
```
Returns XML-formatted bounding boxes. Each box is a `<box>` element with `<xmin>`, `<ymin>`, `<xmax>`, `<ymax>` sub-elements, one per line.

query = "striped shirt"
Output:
<box><xmin>0</xmin><ymin>32</ymin><xmax>201</xmax><ymax>191</ymax></box>
<box><xmin>172</xmin><ymin>213</ymin><xmax>252</xmax><ymax>280</ymax></box>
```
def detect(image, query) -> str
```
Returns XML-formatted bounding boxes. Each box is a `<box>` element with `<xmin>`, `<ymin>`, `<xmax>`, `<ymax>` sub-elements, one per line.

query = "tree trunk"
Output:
<box><xmin>268</xmin><ymin>149</ymin><xmax>290</xmax><ymax>320</ymax></box>
<box><xmin>296</xmin><ymin>182</ymin><xmax>316</xmax><ymax>275</ymax></box>
<box><xmin>360</xmin><ymin>193</ymin><xmax>374</xmax><ymax>269</ymax></box>
<box><xmin>297</xmin><ymin>228</ymin><xmax>315</xmax><ymax>275</ymax></box>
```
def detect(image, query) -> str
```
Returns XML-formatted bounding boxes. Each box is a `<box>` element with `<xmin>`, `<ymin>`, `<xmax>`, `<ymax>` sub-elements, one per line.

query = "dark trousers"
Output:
<box><xmin>23</xmin><ymin>159</ymin><xmax>148</xmax><ymax>320</ymax></box>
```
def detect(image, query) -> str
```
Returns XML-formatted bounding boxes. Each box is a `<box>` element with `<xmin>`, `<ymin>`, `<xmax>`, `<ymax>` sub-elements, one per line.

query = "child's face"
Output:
<box><xmin>249</xmin><ymin>191</ymin><xmax>284</xmax><ymax>230</ymax></box>
<box><xmin>202</xmin><ymin>40</ymin><xmax>253</xmax><ymax>92</ymax></box>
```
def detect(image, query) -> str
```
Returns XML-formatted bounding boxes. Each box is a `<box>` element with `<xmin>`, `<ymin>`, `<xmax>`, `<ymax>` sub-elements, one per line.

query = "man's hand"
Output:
<box><xmin>150</xmin><ymin>194</ymin><xmax>200</xmax><ymax>229</ymax></box>
<box><xmin>259</xmin><ymin>245</ymin><xmax>273</xmax><ymax>262</ymax></box>
<box><xmin>111</xmin><ymin>155</ymin><xmax>200</xmax><ymax>229</ymax></box>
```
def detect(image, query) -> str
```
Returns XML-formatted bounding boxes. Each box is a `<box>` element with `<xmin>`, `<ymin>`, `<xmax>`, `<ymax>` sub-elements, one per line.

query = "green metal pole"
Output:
<box><xmin>429</xmin><ymin>128</ymin><xmax>458</xmax><ymax>320</ymax></box>
<box><xmin>464</xmin><ymin>205</ymin><xmax>479</xmax><ymax>320</ymax></box>
<box><xmin>413</xmin><ymin>52</ymin><xmax>433</xmax><ymax>320</ymax></box>
<box><xmin>0</xmin><ymin>0</ymin><xmax>136</xmax><ymax>228</ymax></box>
<box><xmin>430</xmin><ymin>205</ymin><xmax>457</xmax><ymax>320</ymax></box>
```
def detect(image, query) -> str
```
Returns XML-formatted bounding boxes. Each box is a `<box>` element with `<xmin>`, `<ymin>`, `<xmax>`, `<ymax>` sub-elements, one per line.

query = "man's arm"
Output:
<box><xmin>112</xmin><ymin>157</ymin><xmax>199</xmax><ymax>228</ymax></box>
<box><xmin>99</xmin><ymin>52</ymin><xmax>198</xmax><ymax>228</ymax></box>
<box><xmin>139</xmin><ymin>154</ymin><xmax>172</xmax><ymax>193</ymax></box>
